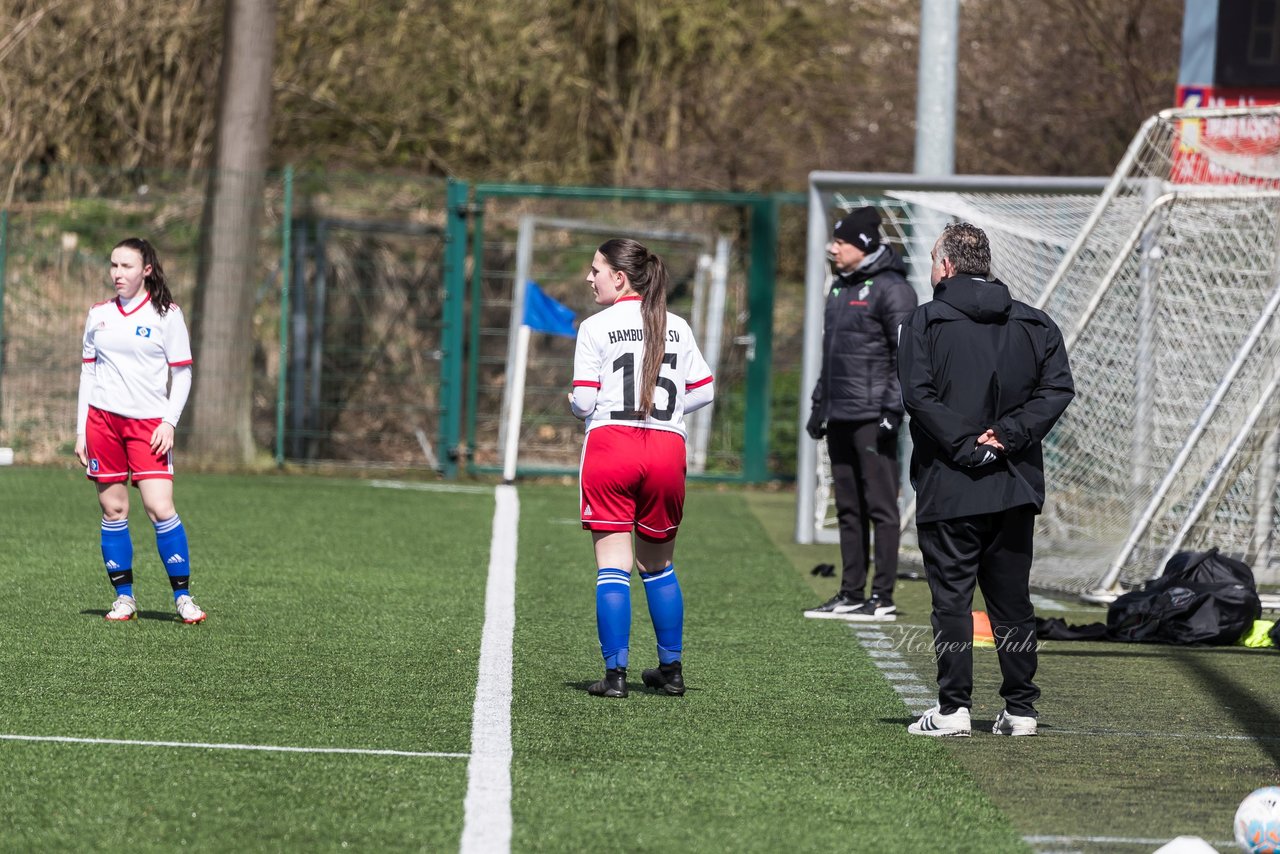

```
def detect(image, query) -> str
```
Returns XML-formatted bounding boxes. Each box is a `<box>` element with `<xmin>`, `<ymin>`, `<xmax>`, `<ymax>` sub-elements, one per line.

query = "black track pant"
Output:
<box><xmin>916</xmin><ymin>506</ymin><xmax>1039</xmax><ymax>717</ymax></box>
<box><xmin>826</xmin><ymin>419</ymin><xmax>899</xmax><ymax>602</ymax></box>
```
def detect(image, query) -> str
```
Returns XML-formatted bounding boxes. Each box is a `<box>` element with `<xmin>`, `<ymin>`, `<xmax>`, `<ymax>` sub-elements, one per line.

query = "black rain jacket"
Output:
<box><xmin>897</xmin><ymin>273</ymin><xmax>1075</xmax><ymax>523</ymax></box>
<box><xmin>811</xmin><ymin>246</ymin><xmax>917</xmax><ymax>424</ymax></box>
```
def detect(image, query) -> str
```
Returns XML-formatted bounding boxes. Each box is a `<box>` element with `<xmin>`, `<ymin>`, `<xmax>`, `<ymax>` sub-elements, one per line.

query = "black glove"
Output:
<box><xmin>806</xmin><ymin>408</ymin><xmax>826</xmax><ymax>440</ymax></box>
<box><xmin>962</xmin><ymin>443</ymin><xmax>1003</xmax><ymax>468</ymax></box>
<box><xmin>877</xmin><ymin>412</ymin><xmax>900</xmax><ymax>435</ymax></box>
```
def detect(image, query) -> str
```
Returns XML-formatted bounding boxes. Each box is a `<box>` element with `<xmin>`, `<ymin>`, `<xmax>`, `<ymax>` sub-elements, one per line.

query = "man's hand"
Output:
<box><xmin>963</xmin><ymin>429</ymin><xmax>1005</xmax><ymax>467</ymax></box>
<box><xmin>878</xmin><ymin>413</ymin><xmax>900</xmax><ymax>435</ymax></box>
<box><xmin>806</xmin><ymin>409</ymin><xmax>826</xmax><ymax>441</ymax></box>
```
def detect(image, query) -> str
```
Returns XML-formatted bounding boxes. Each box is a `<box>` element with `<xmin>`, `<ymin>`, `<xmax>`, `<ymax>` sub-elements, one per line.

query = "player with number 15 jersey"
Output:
<box><xmin>572</xmin><ymin>298</ymin><xmax>712</xmax><ymax>439</ymax></box>
<box><xmin>568</xmin><ymin>238</ymin><xmax>714</xmax><ymax>700</ymax></box>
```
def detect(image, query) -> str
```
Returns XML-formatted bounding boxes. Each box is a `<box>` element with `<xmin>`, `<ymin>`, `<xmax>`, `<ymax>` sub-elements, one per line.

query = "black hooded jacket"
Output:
<box><xmin>897</xmin><ymin>274</ymin><xmax>1075</xmax><ymax>523</ymax></box>
<box><xmin>811</xmin><ymin>245</ymin><xmax>917</xmax><ymax>424</ymax></box>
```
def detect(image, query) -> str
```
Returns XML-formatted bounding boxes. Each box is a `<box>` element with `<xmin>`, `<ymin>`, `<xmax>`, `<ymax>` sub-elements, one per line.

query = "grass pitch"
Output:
<box><xmin>1</xmin><ymin>469</ymin><xmax>1276</xmax><ymax>851</ymax></box>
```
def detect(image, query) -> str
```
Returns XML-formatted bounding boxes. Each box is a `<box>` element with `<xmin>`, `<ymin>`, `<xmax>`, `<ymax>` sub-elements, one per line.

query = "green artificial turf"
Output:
<box><xmin>510</xmin><ymin>483</ymin><xmax>1025</xmax><ymax>853</ymax></box>
<box><xmin>1</xmin><ymin>469</ymin><xmax>491</xmax><ymax>850</ymax></box>
<box><xmin>6</xmin><ymin>468</ymin><xmax>1271</xmax><ymax>852</ymax></box>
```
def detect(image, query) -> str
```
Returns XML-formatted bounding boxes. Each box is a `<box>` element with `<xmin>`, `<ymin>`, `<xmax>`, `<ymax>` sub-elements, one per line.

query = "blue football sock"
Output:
<box><xmin>154</xmin><ymin>515</ymin><xmax>191</xmax><ymax>601</ymax></box>
<box><xmin>100</xmin><ymin>517</ymin><xmax>133</xmax><ymax>597</ymax></box>
<box><xmin>595</xmin><ymin>567</ymin><xmax>632</xmax><ymax>670</ymax></box>
<box><xmin>641</xmin><ymin>564</ymin><xmax>683</xmax><ymax>665</ymax></box>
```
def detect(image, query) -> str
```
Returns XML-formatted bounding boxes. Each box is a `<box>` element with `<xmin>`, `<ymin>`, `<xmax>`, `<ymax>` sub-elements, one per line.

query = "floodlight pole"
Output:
<box><xmin>914</xmin><ymin>0</ymin><xmax>958</xmax><ymax>177</ymax></box>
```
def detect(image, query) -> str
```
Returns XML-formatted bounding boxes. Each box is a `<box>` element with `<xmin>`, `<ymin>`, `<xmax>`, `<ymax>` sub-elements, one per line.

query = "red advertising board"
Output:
<box><xmin>1172</xmin><ymin>85</ymin><xmax>1280</xmax><ymax>184</ymax></box>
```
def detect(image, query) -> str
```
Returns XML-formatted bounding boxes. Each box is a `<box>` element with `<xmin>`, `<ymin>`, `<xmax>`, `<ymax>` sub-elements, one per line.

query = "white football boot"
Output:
<box><xmin>105</xmin><ymin>594</ymin><xmax>138</xmax><ymax>622</ymax></box>
<box><xmin>175</xmin><ymin>594</ymin><xmax>207</xmax><ymax>624</ymax></box>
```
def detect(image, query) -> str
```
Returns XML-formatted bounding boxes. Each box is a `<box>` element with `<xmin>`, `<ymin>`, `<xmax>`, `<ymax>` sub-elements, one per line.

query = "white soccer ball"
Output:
<box><xmin>1235</xmin><ymin>786</ymin><xmax>1280</xmax><ymax>854</ymax></box>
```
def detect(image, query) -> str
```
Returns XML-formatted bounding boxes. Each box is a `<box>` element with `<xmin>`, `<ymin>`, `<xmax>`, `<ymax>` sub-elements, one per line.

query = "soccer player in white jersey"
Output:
<box><xmin>568</xmin><ymin>237</ymin><xmax>715</xmax><ymax>698</ymax></box>
<box><xmin>74</xmin><ymin>238</ymin><xmax>206</xmax><ymax>624</ymax></box>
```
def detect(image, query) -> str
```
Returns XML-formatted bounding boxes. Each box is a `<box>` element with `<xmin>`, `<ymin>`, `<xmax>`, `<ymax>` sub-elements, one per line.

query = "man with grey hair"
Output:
<box><xmin>897</xmin><ymin>222</ymin><xmax>1074</xmax><ymax>738</ymax></box>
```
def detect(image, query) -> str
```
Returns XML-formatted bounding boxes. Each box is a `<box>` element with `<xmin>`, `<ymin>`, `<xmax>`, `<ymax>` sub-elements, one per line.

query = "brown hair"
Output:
<box><xmin>114</xmin><ymin>237</ymin><xmax>174</xmax><ymax>315</ymax></box>
<box><xmin>599</xmin><ymin>237</ymin><xmax>669</xmax><ymax>416</ymax></box>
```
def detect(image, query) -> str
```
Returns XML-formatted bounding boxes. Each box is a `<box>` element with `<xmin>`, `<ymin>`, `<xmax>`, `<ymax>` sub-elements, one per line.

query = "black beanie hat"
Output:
<box><xmin>832</xmin><ymin>206</ymin><xmax>881</xmax><ymax>251</ymax></box>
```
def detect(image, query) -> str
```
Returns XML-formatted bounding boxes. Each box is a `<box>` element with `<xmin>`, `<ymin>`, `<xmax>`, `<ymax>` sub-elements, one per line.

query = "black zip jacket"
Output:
<box><xmin>897</xmin><ymin>273</ymin><xmax>1075</xmax><ymax>523</ymax></box>
<box><xmin>811</xmin><ymin>245</ymin><xmax>917</xmax><ymax>424</ymax></box>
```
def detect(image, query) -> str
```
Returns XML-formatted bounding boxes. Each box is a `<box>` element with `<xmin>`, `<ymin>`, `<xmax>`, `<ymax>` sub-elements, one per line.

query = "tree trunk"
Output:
<box><xmin>189</xmin><ymin>0</ymin><xmax>276</xmax><ymax>464</ymax></box>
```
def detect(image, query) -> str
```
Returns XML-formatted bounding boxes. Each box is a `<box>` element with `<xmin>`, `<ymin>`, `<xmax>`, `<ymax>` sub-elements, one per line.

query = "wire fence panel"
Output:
<box><xmin>283</xmin><ymin>173</ymin><xmax>450</xmax><ymax>470</ymax></box>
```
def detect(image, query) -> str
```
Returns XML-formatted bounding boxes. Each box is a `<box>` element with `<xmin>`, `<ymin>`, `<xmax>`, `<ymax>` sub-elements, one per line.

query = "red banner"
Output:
<box><xmin>1171</xmin><ymin>85</ymin><xmax>1280</xmax><ymax>184</ymax></box>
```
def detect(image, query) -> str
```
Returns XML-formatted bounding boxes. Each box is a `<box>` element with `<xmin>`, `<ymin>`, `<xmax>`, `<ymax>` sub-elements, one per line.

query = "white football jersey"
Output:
<box><xmin>81</xmin><ymin>294</ymin><xmax>193</xmax><ymax>419</ymax></box>
<box><xmin>572</xmin><ymin>296</ymin><xmax>712</xmax><ymax>437</ymax></box>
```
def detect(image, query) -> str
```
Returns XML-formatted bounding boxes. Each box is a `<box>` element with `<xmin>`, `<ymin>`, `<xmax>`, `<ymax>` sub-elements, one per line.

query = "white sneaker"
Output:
<box><xmin>175</xmin><ymin>594</ymin><xmax>206</xmax><ymax>624</ymax></box>
<box><xmin>907</xmin><ymin>705</ymin><xmax>971</xmax><ymax>737</ymax></box>
<box><xmin>992</xmin><ymin>709</ymin><xmax>1038</xmax><ymax>736</ymax></box>
<box><xmin>105</xmin><ymin>594</ymin><xmax>137</xmax><ymax>622</ymax></box>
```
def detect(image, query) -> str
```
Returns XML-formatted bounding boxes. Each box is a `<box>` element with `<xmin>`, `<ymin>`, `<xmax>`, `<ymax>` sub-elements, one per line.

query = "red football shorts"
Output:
<box><xmin>85</xmin><ymin>406</ymin><xmax>173</xmax><ymax>484</ymax></box>
<box><xmin>580</xmin><ymin>425</ymin><xmax>687</xmax><ymax>542</ymax></box>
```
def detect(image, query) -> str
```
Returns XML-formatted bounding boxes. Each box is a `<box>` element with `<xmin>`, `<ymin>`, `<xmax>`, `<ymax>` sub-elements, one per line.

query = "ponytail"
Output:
<box><xmin>598</xmin><ymin>238</ymin><xmax>670</xmax><ymax>416</ymax></box>
<box><xmin>637</xmin><ymin>254</ymin><xmax>668</xmax><ymax>416</ymax></box>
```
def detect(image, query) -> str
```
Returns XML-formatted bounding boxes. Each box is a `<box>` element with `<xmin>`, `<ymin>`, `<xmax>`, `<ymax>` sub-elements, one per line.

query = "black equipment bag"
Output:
<box><xmin>1105</xmin><ymin>548</ymin><xmax>1261</xmax><ymax>645</ymax></box>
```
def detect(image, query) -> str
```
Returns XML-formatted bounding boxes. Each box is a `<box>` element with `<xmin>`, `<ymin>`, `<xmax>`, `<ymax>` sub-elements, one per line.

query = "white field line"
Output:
<box><xmin>1030</xmin><ymin>593</ymin><xmax>1070</xmax><ymax>611</ymax></box>
<box><xmin>370</xmin><ymin>479</ymin><xmax>492</xmax><ymax>495</ymax></box>
<box><xmin>0</xmin><ymin>733</ymin><xmax>465</xmax><ymax>758</ymax></box>
<box><xmin>1024</xmin><ymin>834</ymin><xmax>1235</xmax><ymax>848</ymax></box>
<box><xmin>459</xmin><ymin>484</ymin><xmax>518</xmax><ymax>854</ymax></box>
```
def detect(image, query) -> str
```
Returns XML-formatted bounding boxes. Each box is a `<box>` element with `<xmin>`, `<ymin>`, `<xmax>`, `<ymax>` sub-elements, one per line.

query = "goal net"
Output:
<box><xmin>798</xmin><ymin>106</ymin><xmax>1280</xmax><ymax>596</ymax></box>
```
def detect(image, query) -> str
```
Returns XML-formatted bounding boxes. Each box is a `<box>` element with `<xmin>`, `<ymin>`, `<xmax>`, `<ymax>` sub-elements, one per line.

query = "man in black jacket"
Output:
<box><xmin>898</xmin><ymin>222</ymin><xmax>1074</xmax><ymax>738</ymax></box>
<box><xmin>803</xmin><ymin>207</ymin><xmax>917</xmax><ymax>622</ymax></box>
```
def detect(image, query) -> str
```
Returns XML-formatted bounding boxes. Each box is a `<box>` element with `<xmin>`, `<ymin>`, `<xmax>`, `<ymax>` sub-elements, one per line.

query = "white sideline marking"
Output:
<box><xmin>370</xmin><ymin>479</ymin><xmax>492</xmax><ymax>495</ymax></box>
<box><xmin>1030</xmin><ymin>593</ymin><xmax>1069</xmax><ymax>612</ymax></box>
<box><xmin>1051</xmin><ymin>727</ymin><xmax>1280</xmax><ymax>743</ymax></box>
<box><xmin>0</xmin><ymin>733</ymin><xmax>465</xmax><ymax>759</ymax></box>
<box><xmin>460</xmin><ymin>484</ymin><xmax>518</xmax><ymax>854</ymax></box>
<box><xmin>1024</xmin><ymin>834</ymin><xmax>1235</xmax><ymax>848</ymax></box>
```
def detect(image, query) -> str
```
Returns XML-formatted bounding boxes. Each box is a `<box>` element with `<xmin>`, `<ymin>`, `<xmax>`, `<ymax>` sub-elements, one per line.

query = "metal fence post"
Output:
<box><xmin>464</xmin><ymin>194</ymin><xmax>486</xmax><ymax>474</ymax></box>
<box><xmin>441</xmin><ymin>178</ymin><xmax>469</xmax><ymax>479</ymax></box>
<box><xmin>275</xmin><ymin>165</ymin><xmax>294</xmax><ymax>467</ymax></box>
<box><xmin>0</xmin><ymin>209</ymin><xmax>8</xmax><ymax>426</ymax></box>
<box><xmin>743</xmin><ymin>197</ymin><xmax>779</xmax><ymax>482</ymax></box>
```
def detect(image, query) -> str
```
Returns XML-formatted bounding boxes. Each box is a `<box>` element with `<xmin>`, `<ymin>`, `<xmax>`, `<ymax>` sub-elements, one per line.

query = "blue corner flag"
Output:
<box><xmin>523</xmin><ymin>281</ymin><xmax>577</xmax><ymax>339</ymax></box>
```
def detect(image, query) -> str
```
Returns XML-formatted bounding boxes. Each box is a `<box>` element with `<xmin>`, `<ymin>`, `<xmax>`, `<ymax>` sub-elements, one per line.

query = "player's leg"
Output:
<box><xmin>635</xmin><ymin>430</ymin><xmax>686</xmax><ymax>695</ymax></box>
<box><xmin>976</xmin><ymin>505</ymin><xmax>1039</xmax><ymax>729</ymax></box>
<box><xmin>86</xmin><ymin>408</ymin><xmax>136</xmax><ymax>621</ymax></box>
<box><xmin>580</xmin><ymin>428</ymin><xmax>641</xmax><ymax>697</ymax></box>
<box><xmin>130</xmin><ymin>424</ymin><xmax>205</xmax><ymax>624</ymax></box>
<box><xmin>97</xmin><ymin>482</ymin><xmax>137</xmax><ymax>621</ymax></box>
